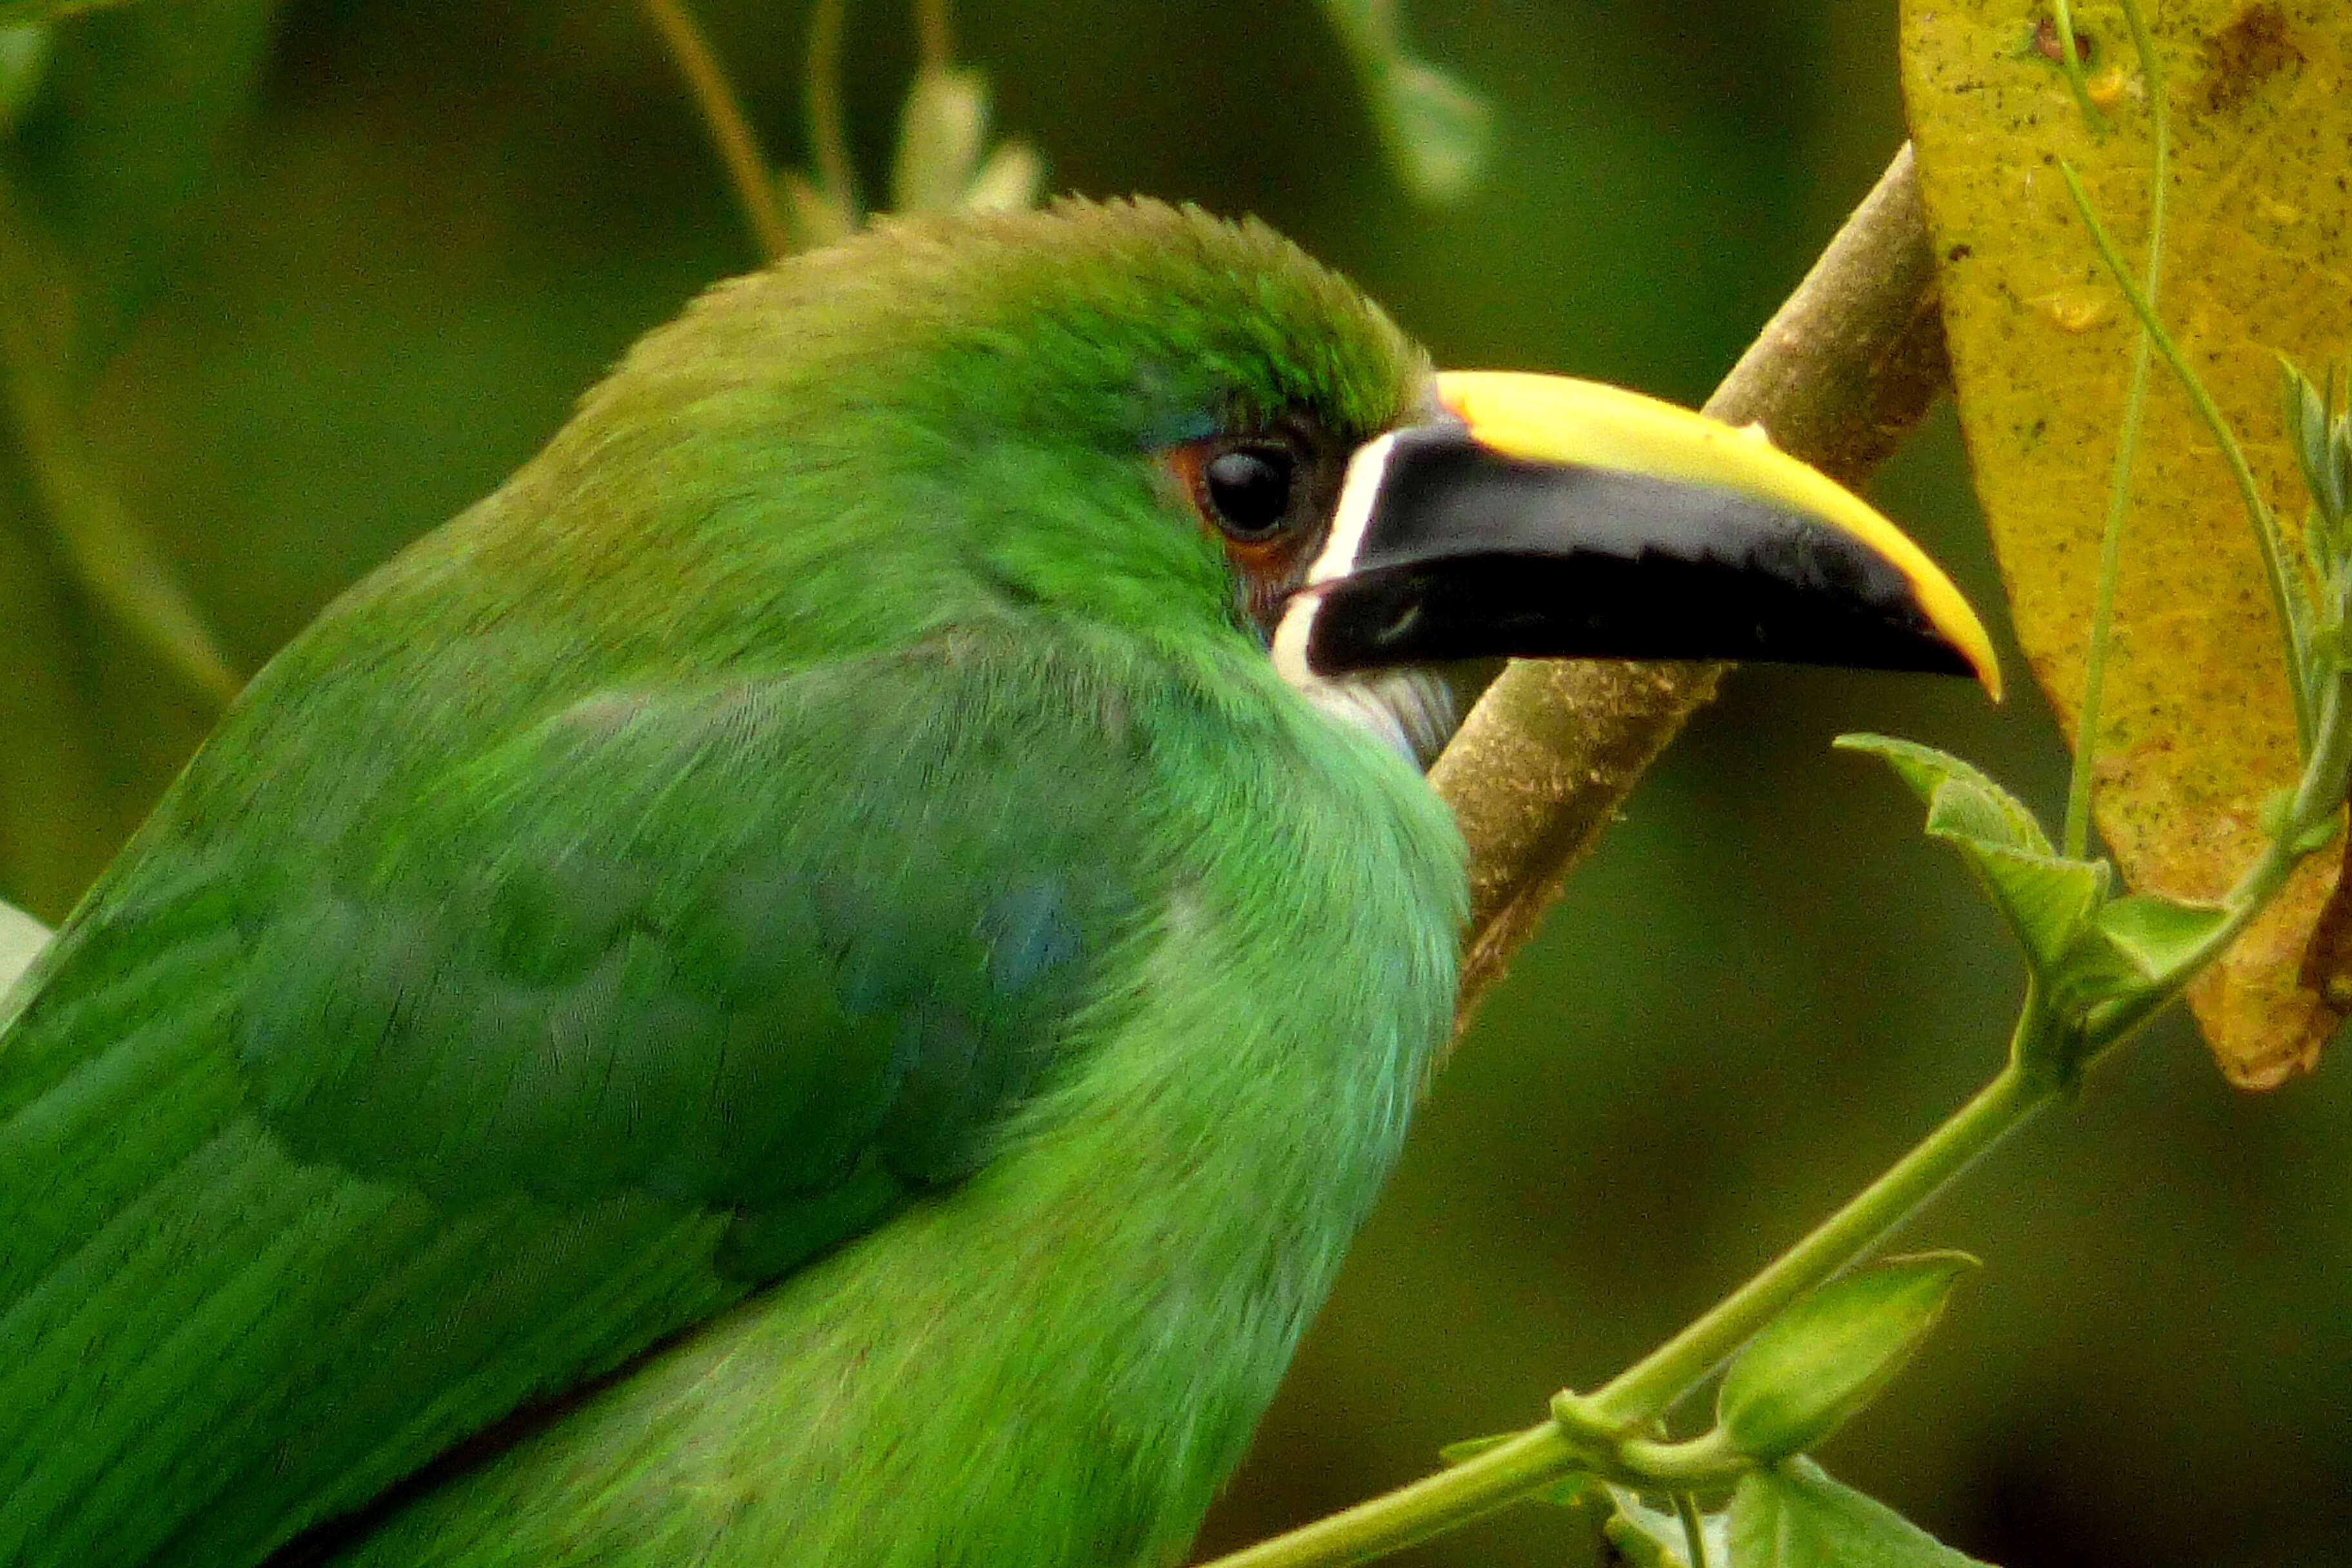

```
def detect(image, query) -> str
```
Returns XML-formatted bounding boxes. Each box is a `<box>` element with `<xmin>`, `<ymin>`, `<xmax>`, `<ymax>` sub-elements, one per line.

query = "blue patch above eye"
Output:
<box><xmin>1141</xmin><ymin>409</ymin><xmax>1219</xmax><ymax>451</ymax></box>
<box><xmin>1125</xmin><ymin>362</ymin><xmax>1220</xmax><ymax>451</ymax></box>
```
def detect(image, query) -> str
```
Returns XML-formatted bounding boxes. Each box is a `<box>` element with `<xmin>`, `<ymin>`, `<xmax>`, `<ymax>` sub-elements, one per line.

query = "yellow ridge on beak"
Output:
<box><xmin>1435</xmin><ymin>371</ymin><xmax>2002</xmax><ymax>700</ymax></box>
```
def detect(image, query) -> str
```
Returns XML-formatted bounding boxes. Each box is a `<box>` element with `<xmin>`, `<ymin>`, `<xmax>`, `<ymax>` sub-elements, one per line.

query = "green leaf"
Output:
<box><xmin>1836</xmin><ymin>735</ymin><xmax>2051</xmax><ymax>855</ymax></box>
<box><xmin>2045</xmin><ymin>926</ymin><xmax>2146</xmax><ymax>1021</ymax></box>
<box><xmin>1543</xmin><ymin>1469</ymin><xmax>1612</xmax><ymax>1513</ymax></box>
<box><xmin>959</xmin><ymin>139</ymin><xmax>1041</xmax><ymax>214</ymax></box>
<box><xmin>1607</xmin><ymin>1487</ymin><xmax>1732</xmax><ymax>1568</ymax></box>
<box><xmin>2263</xmin><ymin>783</ymin><xmax>2346</xmax><ymax>855</ymax></box>
<box><xmin>2304</xmin><ymin>621</ymin><xmax>2342</xmax><ymax>698</ymax></box>
<box><xmin>1316</xmin><ymin>0</ymin><xmax>1490</xmax><ymax>203</ymax></box>
<box><xmin>779</xmin><ymin>168</ymin><xmax>854</xmax><ymax>253</ymax></box>
<box><xmin>1728</xmin><ymin>1459</ymin><xmax>1997</xmax><ymax>1567</ymax></box>
<box><xmin>1436</xmin><ymin>1432</ymin><xmax>1511</xmax><ymax>1465</ymax></box>
<box><xmin>890</xmin><ymin>65</ymin><xmax>988</xmax><ymax>215</ymax></box>
<box><xmin>0</xmin><ymin>894</ymin><xmax>48</xmax><ymax>995</ymax></box>
<box><xmin>1365</xmin><ymin>55</ymin><xmax>1487</xmax><ymax>202</ymax></box>
<box><xmin>885</xmin><ymin>66</ymin><xmax>1040</xmax><ymax>220</ymax></box>
<box><xmin>2095</xmin><ymin>893</ymin><xmax>2230</xmax><ymax>979</ymax></box>
<box><xmin>1838</xmin><ymin>734</ymin><xmax>2151</xmax><ymax>1012</ymax></box>
<box><xmin>2292</xmin><ymin>810</ymin><xmax>2344</xmax><ymax>857</ymax></box>
<box><xmin>1716</xmin><ymin>1253</ymin><xmax>1977</xmax><ymax>1464</ymax></box>
<box><xmin>1950</xmin><ymin>845</ymin><xmax>2161</xmax><ymax>1018</ymax></box>
<box><xmin>1953</xmin><ymin>841</ymin><xmax>2104</xmax><ymax>977</ymax></box>
<box><xmin>2335</xmin><ymin>419</ymin><xmax>2352</xmax><ymax>531</ymax></box>
<box><xmin>2280</xmin><ymin>358</ymin><xmax>2347</xmax><ymax>526</ymax></box>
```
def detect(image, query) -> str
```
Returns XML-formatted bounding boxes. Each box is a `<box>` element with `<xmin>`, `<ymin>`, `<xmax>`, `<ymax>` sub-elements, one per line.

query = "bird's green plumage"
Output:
<box><xmin>326</xmin><ymin>640</ymin><xmax>1462</xmax><ymax>1568</ymax></box>
<box><xmin>0</xmin><ymin>201</ymin><xmax>1464</xmax><ymax>1567</ymax></box>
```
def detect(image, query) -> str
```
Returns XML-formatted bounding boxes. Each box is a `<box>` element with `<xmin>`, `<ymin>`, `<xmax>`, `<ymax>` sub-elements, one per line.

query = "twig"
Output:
<box><xmin>806</xmin><ymin>0</ymin><xmax>856</xmax><ymax>217</ymax></box>
<box><xmin>638</xmin><ymin>0</ymin><xmax>792</xmax><ymax>262</ymax></box>
<box><xmin>915</xmin><ymin>0</ymin><xmax>952</xmax><ymax>72</ymax></box>
<box><xmin>1433</xmin><ymin>142</ymin><xmax>1954</xmax><ymax>1023</ymax></box>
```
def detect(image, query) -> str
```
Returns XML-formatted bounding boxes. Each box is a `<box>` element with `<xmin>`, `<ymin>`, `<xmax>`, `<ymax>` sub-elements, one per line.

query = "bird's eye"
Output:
<box><xmin>1200</xmin><ymin>445</ymin><xmax>1297</xmax><ymax>542</ymax></box>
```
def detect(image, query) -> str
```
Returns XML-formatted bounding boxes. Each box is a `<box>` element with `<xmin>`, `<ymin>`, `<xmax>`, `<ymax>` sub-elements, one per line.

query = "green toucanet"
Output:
<box><xmin>0</xmin><ymin>201</ymin><xmax>1995</xmax><ymax>1568</ymax></box>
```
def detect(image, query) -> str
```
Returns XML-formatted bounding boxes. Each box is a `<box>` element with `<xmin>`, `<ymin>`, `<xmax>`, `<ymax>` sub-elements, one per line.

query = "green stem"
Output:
<box><xmin>1674</xmin><ymin>1490</ymin><xmax>1710</xmax><ymax>1568</ymax></box>
<box><xmin>1586</xmin><ymin>1057</ymin><xmax>2043</xmax><ymax>1428</ymax></box>
<box><xmin>2058</xmin><ymin>161</ymin><xmax>2308</xmax><ymax>749</ymax></box>
<box><xmin>2045</xmin><ymin>0</ymin><xmax>2106</xmax><ymax>128</ymax></box>
<box><xmin>2061</xmin><ymin>0</ymin><xmax>2169</xmax><ymax>858</ymax></box>
<box><xmin>2059</xmin><ymin>332</ymin><xmax>2148</xmax><ymax>858</ymax></box>
<box><xmin>1197</xmin><ymin>1424</ymin><xmax>1578</xmax><ymax>1568</ymax></box>
<box><xmin>914</xmin><ymin>0</ymin><xmax>952</xmax><ymax>70</ymax></box>
<box><xmin>1610</xmin><ymin>1427</ymin><xmax>1748</xmax><ymax>1490</ymax></box>
<box><xmin>807</xmin><ymin>0</ymin><xmax>856</xmax><ymax>215</ymax></box>
<box><xmin>1195</xmin><ymin>1059</ymin><xmax>2050</xmax><ymax>1568</ymax></box>
<box><xmin>638</xmin><ymin>0</ymin><xmax>792</xmax><ymax>262</ymax></box>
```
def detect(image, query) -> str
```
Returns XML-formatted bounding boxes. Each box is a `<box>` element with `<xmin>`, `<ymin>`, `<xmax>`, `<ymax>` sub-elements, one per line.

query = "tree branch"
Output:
<box><xmin>1433</xmin><ymin>142</ymin><xmax>1953</xmax><ymax>1024</ymax></box>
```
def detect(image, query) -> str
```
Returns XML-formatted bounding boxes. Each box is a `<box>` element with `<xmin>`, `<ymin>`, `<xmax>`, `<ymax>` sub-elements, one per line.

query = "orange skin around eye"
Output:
<box><xmin>1159</xmin><ymin>440</ymin><xmax>1315</xmax><ymax>635</ymax></box>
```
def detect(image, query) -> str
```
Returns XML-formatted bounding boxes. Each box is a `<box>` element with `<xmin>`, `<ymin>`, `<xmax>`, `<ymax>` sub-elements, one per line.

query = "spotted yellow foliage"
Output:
<box><xmin>1901</xmin><ymin>0</ymin><xmax>2352</xmax><ymax>1086</ymax></box>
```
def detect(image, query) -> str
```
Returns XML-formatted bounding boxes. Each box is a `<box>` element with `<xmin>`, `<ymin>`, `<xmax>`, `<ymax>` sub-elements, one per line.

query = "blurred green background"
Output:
<box><xmin>4</xmin><ymin>3</ymin><xmax>2347</xmax><ymax>1565</ymax></box>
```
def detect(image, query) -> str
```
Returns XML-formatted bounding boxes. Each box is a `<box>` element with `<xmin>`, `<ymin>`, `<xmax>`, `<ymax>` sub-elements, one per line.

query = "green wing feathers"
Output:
<box><xmin>0</xmin><ymin>641</ymin><xmax>1152</xmax><ymax>1568</ymax></box>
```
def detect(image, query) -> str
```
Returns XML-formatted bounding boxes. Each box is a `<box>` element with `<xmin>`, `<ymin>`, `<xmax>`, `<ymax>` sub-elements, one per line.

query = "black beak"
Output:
<box><xmin>1277</xmin><ymin>372</ymin><xmax>2000</xmax><ymax>697</ymax></box>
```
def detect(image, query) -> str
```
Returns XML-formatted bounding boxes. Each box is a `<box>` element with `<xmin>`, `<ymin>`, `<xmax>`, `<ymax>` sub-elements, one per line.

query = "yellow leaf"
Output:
<box><xmin>1901</xmin><ymin>0</ymin><xmax>2352</xmax><ymax>1087</ymax></box>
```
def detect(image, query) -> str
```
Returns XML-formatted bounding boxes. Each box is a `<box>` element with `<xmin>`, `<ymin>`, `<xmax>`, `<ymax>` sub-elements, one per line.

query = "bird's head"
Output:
<box><xmin>544</xmin><ymin>199</ymin><xmax>1995</xmax><ymax>760</ymax></box>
